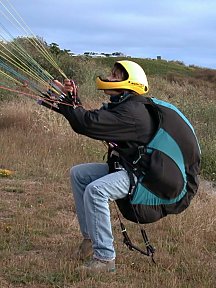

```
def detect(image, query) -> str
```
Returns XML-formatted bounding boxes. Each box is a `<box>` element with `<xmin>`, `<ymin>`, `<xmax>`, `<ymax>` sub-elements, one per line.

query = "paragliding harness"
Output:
<box><xmin>109</xmin><ymin>142</ymin><xmax>156</xmax><ymax>264</ymax></box>
<box><xmin>108</xmin><ymin>97</ymin><xmax>200</xmax><ymax>264</ymax></box>
<box><xmin>113</xmin><ymin>186</ymin><xmax>156</xmax><ymax>264</ymax></box>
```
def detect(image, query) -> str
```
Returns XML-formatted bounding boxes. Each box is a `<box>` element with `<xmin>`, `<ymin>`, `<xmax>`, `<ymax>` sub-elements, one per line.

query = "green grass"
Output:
<box><xmin>87</xmin><ymin>56</ymin><xmax>200</xmax><ymax>77</ymax></box>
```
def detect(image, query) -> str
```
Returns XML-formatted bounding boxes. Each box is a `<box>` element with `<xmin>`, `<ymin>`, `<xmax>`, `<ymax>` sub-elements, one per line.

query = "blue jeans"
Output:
<box><xmin>70</xmin><ymin>163</ymin><xmax>130</xmax><ymax>261</ymax></box>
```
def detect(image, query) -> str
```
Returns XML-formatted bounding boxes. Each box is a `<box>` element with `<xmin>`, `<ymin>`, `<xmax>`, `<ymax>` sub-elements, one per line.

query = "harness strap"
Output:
<box><xmin>114</xmin><ymin>201</ymin><xmax>156</xmax><ymax>264</ymax></box>
<box><xmin>108</xmin><ymin>142</ymin><xmax>156</xmax><ymax>262</ymax></box>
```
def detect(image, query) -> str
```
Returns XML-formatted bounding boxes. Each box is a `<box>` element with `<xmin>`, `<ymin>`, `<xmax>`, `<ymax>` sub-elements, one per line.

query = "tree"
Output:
<box><xmin>49</xmin><ymin>43</ymin><xmax>61</xmax><ymax>55</ymax></box>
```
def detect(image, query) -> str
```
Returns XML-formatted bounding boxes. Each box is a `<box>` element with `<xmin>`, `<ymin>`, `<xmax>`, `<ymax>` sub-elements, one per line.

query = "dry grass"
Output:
<box><xmin>0</xmin><ymin>88</ymin><xmax>216</xmax><ymax>287</ymax></box>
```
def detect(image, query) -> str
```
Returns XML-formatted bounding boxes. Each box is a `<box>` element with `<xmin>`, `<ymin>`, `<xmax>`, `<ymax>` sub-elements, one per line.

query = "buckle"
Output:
<box><xmin>114</xmin><ymin>162</ymin><xmax>123</xmax><ymax>170</ymax></box>
<box><xmin>133</xmin><ymin>146</ymin><xmax>146</xmax><ymax>165</ymax></box>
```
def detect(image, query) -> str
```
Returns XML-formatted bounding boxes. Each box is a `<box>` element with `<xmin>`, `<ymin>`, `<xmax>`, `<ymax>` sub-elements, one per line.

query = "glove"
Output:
<box><xmin>53</xmin><ymin>79</ymin><xmax>82</xmax><ymax>107</ymax></box>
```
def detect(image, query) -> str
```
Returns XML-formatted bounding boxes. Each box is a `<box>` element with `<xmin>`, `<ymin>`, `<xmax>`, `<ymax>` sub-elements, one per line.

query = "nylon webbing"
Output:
<box><xmin>113</xmin><ymin>201</ymin><xmax>156</xmax><ymax>264</ymax></box>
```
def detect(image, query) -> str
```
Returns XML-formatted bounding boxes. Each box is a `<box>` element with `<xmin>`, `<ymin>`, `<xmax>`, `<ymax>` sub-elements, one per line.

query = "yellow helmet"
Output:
<box><xmin>96</xmin><ymin>60</ymin><xmax>149</xmax><ymax>95</ymax></box>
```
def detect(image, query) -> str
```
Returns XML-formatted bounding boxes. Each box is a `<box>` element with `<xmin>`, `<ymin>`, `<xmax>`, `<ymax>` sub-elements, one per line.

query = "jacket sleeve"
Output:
<box><xmin>58</xmin><ymin>103</ymin><xmax>137</xmax><ymax>141</ymax></box>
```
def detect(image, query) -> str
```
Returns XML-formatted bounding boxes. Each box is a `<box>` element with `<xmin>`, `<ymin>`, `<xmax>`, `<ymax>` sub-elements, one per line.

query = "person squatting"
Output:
<box><xmin>40</xmin><ymin>60</ymin><xmax>200</xmax><ymax>273</ymax></box>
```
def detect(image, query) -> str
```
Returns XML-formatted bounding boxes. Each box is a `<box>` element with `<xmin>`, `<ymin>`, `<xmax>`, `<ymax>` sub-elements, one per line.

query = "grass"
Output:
<box><xmin>0</xmin><ymin>175</ymin><xmax>215</xmax><ymax>287</ymax></box>
<box><xmin>94</xmin><ymin>57</ymin><xmax>196</xmax><ymax>77</ymax></box>
<box><xmin>0</xmin><ymin>61</ymin><xmax>216</xmax><ymax>287</ymax></box>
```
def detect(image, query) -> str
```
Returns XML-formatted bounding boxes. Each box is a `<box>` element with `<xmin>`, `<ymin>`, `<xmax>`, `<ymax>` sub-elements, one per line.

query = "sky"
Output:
<box><xmin>1</xmin><ymin>0</ymin><xmax>216</xmax><ymax>69</ymax></box>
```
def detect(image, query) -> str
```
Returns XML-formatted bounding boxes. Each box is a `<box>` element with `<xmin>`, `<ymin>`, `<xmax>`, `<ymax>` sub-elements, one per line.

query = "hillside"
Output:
<box><xmin>0</xmin><ymin>53</ymin><xmax>216</xmax><ymax>287</ymax></box>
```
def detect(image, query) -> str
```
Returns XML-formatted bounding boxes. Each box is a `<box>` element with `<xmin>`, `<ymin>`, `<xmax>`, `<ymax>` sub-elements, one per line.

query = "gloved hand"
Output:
<box><xmin>54</xmin><ymin>79</ymin><xmax>73</xmax><ymax>94</ymax></box>
<box><xmin>53</xmin><ymin>79</ymin><xmax>82</xmax><ymax>107</ymax></box>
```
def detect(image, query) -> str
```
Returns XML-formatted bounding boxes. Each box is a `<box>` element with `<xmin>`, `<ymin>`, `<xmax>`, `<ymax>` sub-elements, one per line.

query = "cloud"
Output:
<box><xmin>1</xmin><ymin>0</ymin><xmax>216</xmax><ymax>68</ymax></box>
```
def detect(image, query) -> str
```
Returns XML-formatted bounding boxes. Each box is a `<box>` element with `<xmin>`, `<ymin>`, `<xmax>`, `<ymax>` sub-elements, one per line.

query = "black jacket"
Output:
<box><xmin>59</xmin><ymin>94</ymin><xmax>157</xmax><ymax>150</ymax></box>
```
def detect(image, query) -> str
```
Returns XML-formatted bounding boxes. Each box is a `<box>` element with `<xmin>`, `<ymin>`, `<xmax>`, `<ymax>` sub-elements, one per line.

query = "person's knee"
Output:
<box><xmin>70</xmin><ymin>165</ymin><xmax>77</xmax><ymax>178</ymax></box>
<box><xmin>70</xmin><ymin>165</ymin><xmax>83</xmax><ymax>184</ymax></box>
<box><xmin>70</xmin><ymin>166</ymin><xmax>76</xmax><ymax>181</ymax></box>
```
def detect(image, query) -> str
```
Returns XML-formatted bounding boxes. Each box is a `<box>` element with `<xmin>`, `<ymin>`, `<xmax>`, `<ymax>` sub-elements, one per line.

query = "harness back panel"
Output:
<box><xmin>115</xmin><ymin>97</ymin><xmax>201</xmax><ymax>224</ymax></box>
